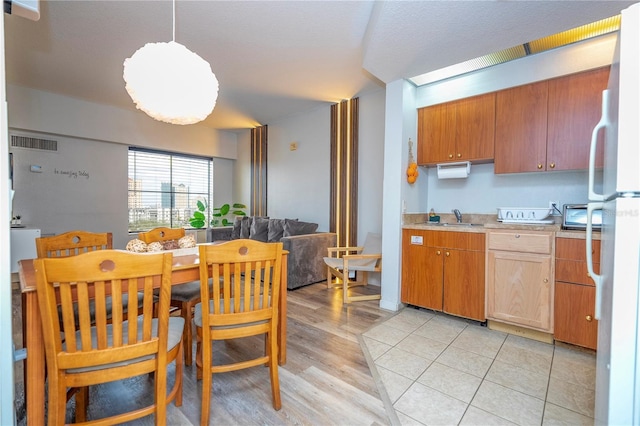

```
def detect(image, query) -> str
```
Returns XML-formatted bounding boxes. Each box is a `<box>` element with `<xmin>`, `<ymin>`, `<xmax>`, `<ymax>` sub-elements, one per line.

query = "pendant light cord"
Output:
<box><xmin>172</xmin><ymin>0</ymin><xmax>176</xmax><ymax>42</ymax></box>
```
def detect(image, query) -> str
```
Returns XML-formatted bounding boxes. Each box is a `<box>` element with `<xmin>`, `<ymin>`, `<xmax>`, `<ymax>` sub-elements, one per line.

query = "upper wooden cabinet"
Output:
<box><xmin>547</xmin><ymin>67</ymin><xmax>609</xmax><ymax>171</ymax></box>
<box><xmin>417</xmin><ymin>93</ymin><xmax>495</xmax><ymax>165</ymax></box>
<box><xmin>495</xmin><ymin>67</ymin><xmax>609</xmax><ymax>174</ymax></box>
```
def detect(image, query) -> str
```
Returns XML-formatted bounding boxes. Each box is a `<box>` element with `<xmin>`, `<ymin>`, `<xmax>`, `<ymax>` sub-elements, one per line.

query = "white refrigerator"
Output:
<box><xmin>587</xmin><ymin>3</ymin><xmax>640</xmax><ymax>425</ymax></box>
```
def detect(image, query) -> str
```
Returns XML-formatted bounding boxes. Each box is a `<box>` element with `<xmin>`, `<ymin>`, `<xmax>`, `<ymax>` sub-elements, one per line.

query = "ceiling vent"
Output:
<box><xmin>11</xmin><ymin>135</ymin><xmax>58</xmax><ymax>152</ymax></box>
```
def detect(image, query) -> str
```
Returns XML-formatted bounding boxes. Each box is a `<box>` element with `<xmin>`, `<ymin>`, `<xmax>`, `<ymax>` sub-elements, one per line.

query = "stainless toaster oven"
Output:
<box><xmin>563</xmin><ymin>204</ymin><xmax>602</xmax><ymax>230</ymax></box>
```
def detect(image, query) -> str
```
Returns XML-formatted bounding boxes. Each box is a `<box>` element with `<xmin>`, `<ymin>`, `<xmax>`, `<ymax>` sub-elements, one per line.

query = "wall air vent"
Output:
<box><xmin>11</xmin><ymin>135</ymin><xmax>58</xmax><ymax>151</ymax></box>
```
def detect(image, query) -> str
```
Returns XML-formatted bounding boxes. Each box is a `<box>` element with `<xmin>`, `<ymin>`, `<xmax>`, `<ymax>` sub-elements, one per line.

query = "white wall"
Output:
<box><xmin>356</xmin><ymin>89</ymin><xmax>385</xmax><ymax>241</ymax></box>
<box><xmin>6</xmin><ymin>86</ymin><xmax>241</xmax><ymax>248</ymax></box>
<box><xmin>8</xmin><ymin>85</ymin><xmax>238</xmax><ymax>159</ymax></box>
<box><xmin>426</xmin><ymin>164</ymin><xmax>601</xmax><ymax>215</ymax></box>
<box><xmin>0</xmin><ymin>13</ymin><xmax>15</xmax><ymax>425</ymax></box>
<box><xmin>259</xmin><ymin>90</ymin><xmax>386</xmax><ymax>238</ymax></box>
<box><xmin>266</xmin><ymin>104</ymin><xmax>332</xmax><ymax>231</ymax></box>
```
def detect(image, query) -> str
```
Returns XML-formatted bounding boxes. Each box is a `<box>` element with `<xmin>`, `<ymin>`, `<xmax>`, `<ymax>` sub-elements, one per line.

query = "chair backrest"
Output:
<box><xmin>138</xmin><ymin>227</ymin><xmax>185</xmax><ymax>244</ymax></box>
<box><xmin>36</xmin><ymin>230</ymin><xmax>112</xmax><ymax>258</ymax></box>
<box><xmin>198</xmin><ymin>239</ymin><xmax>283</xmax><ymax>325</ymax></box>
<box><xmin>361</xmin><ymin>232</ymin><xmax>382</xmax><ymax>255</ymax></box>
<box><xmin>34</xmin><ymin>249</ymin><xmax>173</xmax><ymax>374</ymax></box>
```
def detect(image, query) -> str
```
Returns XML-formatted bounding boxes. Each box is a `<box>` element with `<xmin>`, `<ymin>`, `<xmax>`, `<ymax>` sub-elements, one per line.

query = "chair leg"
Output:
<box><xmin>174</xmin><ymin>339</ymin><xmax>184</xmax><ymax>407</ymax></box>
<box><xmin>181</xmin><ymin>301</ymin><xmax>194</xmax><ymax>366</ymax></box>
<box><xmin>49</xmin><ymin>379</ymin><xmax>66</xmax><ymax>426</ymax></box>
<box><xmin>268</xmin><ymin>330</ymin><xmax>282</xmax><ymax>410</ymax></box>
<box><xmin>74</xmin><ymin>387</ymin><xmax>89</xmax><ymax>423</ymax></box>
<box><xmin>326</xmin><ymin>267</ymin><xmax>330</xmax><ymax>288</ymax></box>
<box><xmin>343</xmin><ymin>267</ymin><xmax>350</xmax><ymax>304</ymax></box>
<box><xmin>200</xmin><ymin>336</ymin><xmax>212</xmax><ymax>426</ymax></box>
<box><xmin>195</xmin><ymin>326</ymin><xmax>203</xmax><ymax>380</ymax></box>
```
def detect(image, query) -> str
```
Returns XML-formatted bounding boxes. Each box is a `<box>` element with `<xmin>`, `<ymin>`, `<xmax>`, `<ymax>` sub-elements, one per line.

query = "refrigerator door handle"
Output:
<box><xmin>586</xmin><ymin>201</ymin><xmax>604</xmax><ymax>319</ymax></box>
<box><xmin>588</xmin><ymin>89</ymin><xmax>609</xmax><ymax>202</ymax></box>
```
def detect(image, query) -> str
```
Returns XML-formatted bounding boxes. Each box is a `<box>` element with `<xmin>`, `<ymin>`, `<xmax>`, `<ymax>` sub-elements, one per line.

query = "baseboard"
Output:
<box><xmin>487</xmin><ymin>320</ymin><xmax>553</xmax><ymax>344</ymax></box>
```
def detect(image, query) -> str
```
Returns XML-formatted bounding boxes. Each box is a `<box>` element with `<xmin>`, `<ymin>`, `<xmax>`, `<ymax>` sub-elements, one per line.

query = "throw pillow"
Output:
<box><xmin>283</xmin><ymin>219</ymin><xmax>318</xmax><ymax>237</ymax></box>
<box><xmin>231</xmin><ymin>216</ymin><xmax>243</xmax><ymax>239</ymax></box>
<box><xmin>240</xmin><ymin>216</ymin><xmax>252</xmax><ymax>239</ymax></box>
<box><xmin>267</xmin><ymin>218</ymin><xmax>286</xmax><ymax>242</ymax></box>
<box><xmin>250</xmin><ymin>217</ymin><xmax>270</xmax><ymax>242</ymax></box>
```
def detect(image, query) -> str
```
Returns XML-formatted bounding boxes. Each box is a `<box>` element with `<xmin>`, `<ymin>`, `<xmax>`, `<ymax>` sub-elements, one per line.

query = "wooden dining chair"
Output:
<box><xmin>35</xmin><ymin>230</ymin><xmax>146</xmax><ymax>321</ymax></box>
<box><xmin>139</xmin><ymin>227</ymin><xmax>200</xmax><ymax>366</ymax></box>
<box><xmin>194</xmin><ymin>239</ymin><xmax>283</xmax><ymax>426</ymax></box>
<box><xmin>34</xmin><ymin>250</ymin><xmax>184</xmax><ymax>425</ymax></box>
<box><xmin>36</xmin><ymin>230</ymin><xmax>113</xmax><ymax>258</ymax></box>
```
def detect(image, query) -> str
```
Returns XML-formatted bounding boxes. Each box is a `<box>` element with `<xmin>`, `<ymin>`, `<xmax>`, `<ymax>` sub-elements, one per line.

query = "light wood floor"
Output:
<box><xmin>13</xmin><ymin>282</ymin><xmax>394</xmax><ymax>425</ymax></box>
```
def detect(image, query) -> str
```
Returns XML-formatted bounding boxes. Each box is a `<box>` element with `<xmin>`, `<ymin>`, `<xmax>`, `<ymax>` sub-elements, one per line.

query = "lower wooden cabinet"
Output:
<box><xmin>402</xmin><ymin>229</ymin><xmax>485</xmax><ymax>321</ymax></box>
<box><xmin>553</xmin><ymin>237</ymin><xmax>600</xmax><ymax>350</ymax></box>
<box><xmin>486</xmin><ymin>230</ymin><xmax>554</xmax><ymax>332</ymax></box>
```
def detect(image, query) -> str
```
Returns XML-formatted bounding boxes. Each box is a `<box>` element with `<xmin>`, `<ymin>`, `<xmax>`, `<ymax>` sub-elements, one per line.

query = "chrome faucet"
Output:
<box><xmin>453</xmin><ymin>209</ymin><xmax>462</xmax><ymax>223</ymax></box>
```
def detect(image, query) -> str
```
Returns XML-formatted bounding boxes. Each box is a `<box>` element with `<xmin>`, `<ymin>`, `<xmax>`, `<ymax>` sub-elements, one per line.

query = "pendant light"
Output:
<box><xmin>123</xmin><ymin>0</ymin><xmax>218</xmax><ymax>125</ymax></box>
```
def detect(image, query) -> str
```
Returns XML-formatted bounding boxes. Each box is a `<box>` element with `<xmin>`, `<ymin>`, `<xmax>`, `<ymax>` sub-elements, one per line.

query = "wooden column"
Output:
<box><xmin>251</xmin><ymin>125</ymin><xmax>268</xmax><ymax>217</ymax></box>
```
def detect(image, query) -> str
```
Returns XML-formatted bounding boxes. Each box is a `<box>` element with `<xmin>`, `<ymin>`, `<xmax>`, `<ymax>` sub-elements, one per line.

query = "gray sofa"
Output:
<box><xmin>207</xmin><ymin>219</ymin><xmax>336</xmax><ymax>290</ymax></box>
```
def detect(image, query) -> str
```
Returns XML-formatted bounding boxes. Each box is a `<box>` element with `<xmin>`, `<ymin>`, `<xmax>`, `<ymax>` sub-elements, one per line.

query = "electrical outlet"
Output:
<box><xmin>549</xmin><ymin>200</ymin><xmax>560</xmax><ymax>214</ymax></box>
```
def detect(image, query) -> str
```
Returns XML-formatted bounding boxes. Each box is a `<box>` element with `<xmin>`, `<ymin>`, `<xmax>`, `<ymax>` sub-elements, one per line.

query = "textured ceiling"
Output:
<box><xmin>4</xmin><ymin>0</ymin><xmax>636</xmax><ymax>131</ymax></box>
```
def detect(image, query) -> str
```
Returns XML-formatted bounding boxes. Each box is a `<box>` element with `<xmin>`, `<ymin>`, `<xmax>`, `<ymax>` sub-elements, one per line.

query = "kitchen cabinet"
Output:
<box><xmin>417</xmin><ymin>93</ymin><xmax>495</xmax><ymax>165</ymax></box>
<box><xmin>486</xmin><ymin>230</ymin><xmax>554</xmax><ymax>332</ymax></box>
<box><xmin>554</xmin><ymin>237</ymin><xmax>600</xmax><ymax>350</ymax></box>
<box><xmin>495</xmin><ymin>67</ymin><xmax>609</xmax><ymax>174</ymax></box>
<box><xmin>402</xmin><ymin>229</ymin><xmax>485</xmax><ymax>321</ymax></box>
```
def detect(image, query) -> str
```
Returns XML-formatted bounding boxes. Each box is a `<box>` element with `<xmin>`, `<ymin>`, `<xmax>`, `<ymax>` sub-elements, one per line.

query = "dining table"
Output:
<box><xmin>18</xmin><ymin>245</ymin><xmax>288</xmax><ymax>426</ymax></box>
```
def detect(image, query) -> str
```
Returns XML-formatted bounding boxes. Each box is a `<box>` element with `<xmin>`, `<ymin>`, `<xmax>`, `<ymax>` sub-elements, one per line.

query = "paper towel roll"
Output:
<box><xmin>437</xmin><ymin>161</ymin><xmax>471</xmax><ymax>179</ymax></box>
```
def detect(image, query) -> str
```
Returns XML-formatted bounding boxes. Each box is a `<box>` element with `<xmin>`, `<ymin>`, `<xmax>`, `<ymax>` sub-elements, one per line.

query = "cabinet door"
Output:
<box><xmin>455</xmin><ymin>93</ymin><xmax>495</xmax><ymax>163</ymax></box>
<box><xmin>547</xmin><ymin>67</ymin><xmax>609</xmax><ymax>171</ymax></box>
<box><xmin>417</xmin><ymin>103</ymin><xmax>456</xmax><ymax>164</ymax></box>
<box><xmin>486</xmin><ymin>250</ymin><xmax>553</xmax><ymax>331</ymax></box>
<box><xmin>495</xmin><ymin>81</ymin><xmax>548</xmax><ymax>174</ymax></box>
<box><xmin>401</xmin><ymin>232</ymin><xmax>444</xmax><ymax>309</ymax></box>
<box><xmin>554</xmin><ymin>282</ymin><xmax>598</xmax><ymax>349</ymax></box>
<box><xmin>443</xmin><ymin>248</ymin><xmax>485</xmax><ymax>321</ymax></box>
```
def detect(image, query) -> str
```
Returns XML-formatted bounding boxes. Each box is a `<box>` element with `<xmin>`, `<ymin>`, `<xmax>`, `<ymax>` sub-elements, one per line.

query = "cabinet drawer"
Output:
<box><xmin>556</xmin><ymin>237</ymin><xmax>601</xmax><ymax>261</ymax></box>
<box><xmin>555</xmin><ymin>259</ymin><xmax>599</xmax><ymax>286</ymax></box>
<box><xmin>488</xmin><ymin>231</ymin><xmax>552</xmax><ymax>254</ymax></box>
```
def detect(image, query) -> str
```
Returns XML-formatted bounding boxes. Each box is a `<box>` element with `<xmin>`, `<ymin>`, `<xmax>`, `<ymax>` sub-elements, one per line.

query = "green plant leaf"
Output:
<box><xmin>222</xmin><ymin>218</ymin><xmax>232</xmax><ymax>226</ymax></box>
<box><xmin>219</xmin><ymin>204</ymin><xmax>231</xmax><ymax>215</ymax></box>
<box><xmin>232</xmin><ymin>203</ymin><xmax>247</xmax><ymax>209</ymax></box>
<box><xmin>196</xmin><ymin>200</ymin><xmax>206</xmax><ymax>211</ymax></box>
<box><xmin>189</xmin><ymin>218</ymin><xmax>205</xmax><ymax>228</ymax></box>
<box><xmin>232</xmin><ymin>210</ymin><xmax>246</xmax><ymax>216</ymax></box>
<box><xmin>212</xmin><ymin>212</ymin><xmax>222</xmax><ymax>217</ymax></box>
<box><xmin>193</xmin><ymin>211</ymin><xmax>205</xmax><ymax>220</ymax></box>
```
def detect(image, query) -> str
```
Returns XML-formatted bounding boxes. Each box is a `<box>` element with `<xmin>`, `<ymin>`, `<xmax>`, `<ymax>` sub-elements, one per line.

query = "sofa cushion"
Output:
<box><xmin>239</xmin><ymin>216</ymin><xmax>252</xmax><ymax>239</ymax></box>
<box><xmin>250</xmin><ymin>217</ymin><xmax>270</xmax><ymax>242</ymax></box>
<box><xmin>268</xmin><ymin>219</ymin><xmax>285</xmax><ymax>242</ymax></box>
<box><xmin>283</xmin><ymin>219</ymin><xmax>318</xmax><ymax>237</ymax></box>
<box><xmin>231</xmin><ymin>217</ymin><xmax>243</xmax><ymax>239</ymax></box>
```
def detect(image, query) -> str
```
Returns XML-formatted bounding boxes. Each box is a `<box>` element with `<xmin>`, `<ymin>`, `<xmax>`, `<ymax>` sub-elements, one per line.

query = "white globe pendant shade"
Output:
<box><xmin>123</xmin><ymin>41</ymin><xmax>219</xmax><ymax>125</ymax></box>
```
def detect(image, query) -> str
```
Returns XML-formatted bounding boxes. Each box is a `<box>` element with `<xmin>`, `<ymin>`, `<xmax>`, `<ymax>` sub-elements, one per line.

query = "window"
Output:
<box><xmin>128</xmin><ymin>148</ymin><xmax>213</xmax><ymax>232</ymax></box>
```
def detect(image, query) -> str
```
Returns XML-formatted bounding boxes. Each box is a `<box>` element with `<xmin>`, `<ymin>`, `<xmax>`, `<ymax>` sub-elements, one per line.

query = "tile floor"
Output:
<box><xmin>361</xmin><ymin>308</ymin><xmax>596</xmax><ymax>425</ymax></box>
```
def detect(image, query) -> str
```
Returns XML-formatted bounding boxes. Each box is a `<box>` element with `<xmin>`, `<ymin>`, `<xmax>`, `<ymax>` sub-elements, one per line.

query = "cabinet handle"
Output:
<box><xmin>448</xmin><ymin>154</ymin><xmax>453</xmax><ymax>159</ymax></box>
<box><xmin>549</xmin><ymin>162</ymin><xmax>556</xmax><ymax>169</ymax></box>
<box><xmin>586</xmin><ymin>315</ymin><xmax>593</xmax><ymax>322</ymax></box>
<box><xmin>445</xmin><ymin>251</ymin><xmax>450</xmax><ymax>257</ymax></box>
<box><xmin>537</xmin><ymin>164</ymin><xmax>543</xmax><ymax>169</ymax></box>
<box><xmin>457</xmin><ymin>153</ymin><xmax>461</xmax><ymax>158</ymax></box>
<box><xmin>543</xmin><ymin>278</ymin><xmax>549</xmax><ymax>283</ymax></box>
<box><xmin>436</xmin><ymin>250</ymin><xmax>441</xmax><ymax>255</ymax></box>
